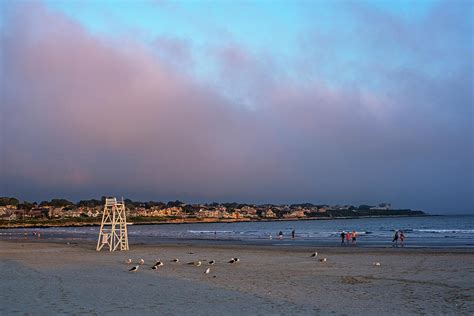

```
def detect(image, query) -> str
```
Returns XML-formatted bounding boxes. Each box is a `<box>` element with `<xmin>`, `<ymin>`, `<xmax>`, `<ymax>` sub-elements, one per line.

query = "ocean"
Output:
<box><xmin>1</xmin><ymin>215</ymin><xmax>473</xmax><ymax>248</ymax></box>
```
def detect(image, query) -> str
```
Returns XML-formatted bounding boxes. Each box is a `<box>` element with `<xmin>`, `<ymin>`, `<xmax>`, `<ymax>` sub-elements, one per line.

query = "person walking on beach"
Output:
<box><xmin>346</xmin><ymin>231</ymin><xmax>351</xmax><ymax>244</ymax></box>
<box><xmin>351</xmin><ymin>230</ymin><xmax>357</xmax><ymax>245</ymax></box>
<box><xmin>291</xmin><ymin>229</ymin><xmax>295</xmax><ymax>239</ymax></box>
<box><xmin>399</xmin><ymin>231</ymin><xmax>405</xmax><ymax>247</ymax></box>
<box><xmin>278</xmin><ymin>231</ymin><xmax>283</xmax><ymax>240</ymax></box>
<box><xmin>340</xmin><ymin>231</ymin><xmax>346</xmax><ymax>245</ymax></box>
<box><xmin>392</xmin><ymin>230</ymin><xmax>399</xmax><ymax>247</ymax></box>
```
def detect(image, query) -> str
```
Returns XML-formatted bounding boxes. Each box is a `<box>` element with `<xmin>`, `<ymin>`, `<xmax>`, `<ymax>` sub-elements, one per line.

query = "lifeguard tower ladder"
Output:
<box><xmin>96</xmin><ymin>197</ymin><xmax>129</xmax><ymax>252</ymax></box>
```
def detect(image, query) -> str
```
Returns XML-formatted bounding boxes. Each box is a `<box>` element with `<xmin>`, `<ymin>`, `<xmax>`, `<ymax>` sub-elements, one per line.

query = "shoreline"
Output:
<box><xmin>0</xmin><ymin>213</ymin><xmax>431</xmax><ymax>229</ymax></box>
<box><xmin>2</xmin><ymin>237</ymin><xmax>474</xmax><ymax>252</ymax></box>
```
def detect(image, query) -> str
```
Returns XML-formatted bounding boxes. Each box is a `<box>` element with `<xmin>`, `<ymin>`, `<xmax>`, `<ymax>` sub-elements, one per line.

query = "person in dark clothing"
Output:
<box><xmin>392</xmin><ymin>230</ymin><xmax>399</xmax><ymax>247</ymax></box>
<box><xmin>291</xmin><ymin>229</ymin><xmax>295</xmax><ymax>239</ymax></box>
<box><xmin>341</xmin><ymin>231</ymin><xmax>346</xmax><ymax>245</ymax></box>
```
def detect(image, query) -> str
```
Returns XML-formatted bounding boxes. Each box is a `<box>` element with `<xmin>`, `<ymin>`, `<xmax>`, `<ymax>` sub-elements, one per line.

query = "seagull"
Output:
<box><xmin>319</xmin><ymin>258</ymin><xmax>327</xmax><ymax>262</ymax></box>
<box><xmin>188</xmin><ymin>261</ymin><xmax>202</xmax><ymax>266</ymax></box>
<box><xmin>204</xmin><ymin>268</ymin><xmax>210</xmax><ymax>274</ymax></box>
<box><xmin>151</xmin><ymin>265</ymin><xmax>158</xmax><ymax>270</ymax></box>
<box><xmin>154</xmin><ymin>261</ymin><xmax>164</xmax><ymax>267</ymax></box>
<box><xmin>129</xmin><ymin>265</ymin><xmax>139</xmax><ymax>272</ymax></box>
<box><xmin>311</xmin><ymin>252</ymin><xmax>318</xmax><ymax>258</ymax></box>
<box><xmin>126</xmin><ymin>258</ymin><xmax>132</xmax><ymax>264</ymax></box>
<box><xmin>373</xmin><ymin>262</ymin><xmax>381</xmax><ymax>266</ymax></box>
<box><xmin>139</xmin><ymin>258</ymin><xmax>145</xmax><ymax>265</ymax></box>
<box><xmin>172</xmin><ymin>258</ymin><xmax>180</xmax><ymax>263</ymax></box>
<box><xmin>208</xmin><ymin>260</ymin><xmax>215</xmax><ymax>265</ymax></box>
<box><xmin>228</xmin><ymin>258</ymin><xmax>239</xmax><ymax>264</ymax></box>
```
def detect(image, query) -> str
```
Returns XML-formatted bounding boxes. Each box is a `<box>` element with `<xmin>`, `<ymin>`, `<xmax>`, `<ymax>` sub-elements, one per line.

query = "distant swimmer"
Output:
<box><xmin>278</xmin><ymin>231</ymin><xmax>283</xmax><ymax>240</ymax></box>
<box><xmin>311</xmin><ymin>252</ymin><xmax>318</xmax><ymax>258</ymax></box>
<box><xmin>400</xmin><ymin>231</ymin><xmax>405</xmax><ymax>247</ymax></box>
<box><xmin>129</xmin><ymin>265</ymin><xmax>139</xmax><ymax>272</ymax></box>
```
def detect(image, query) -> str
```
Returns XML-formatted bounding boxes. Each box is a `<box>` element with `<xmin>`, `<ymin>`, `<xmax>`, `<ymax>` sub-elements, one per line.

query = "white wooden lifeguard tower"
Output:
<box><xmin>96</xmin><ymin>197</ymin><xmax>129</xmax><ymax>252</ymax></box>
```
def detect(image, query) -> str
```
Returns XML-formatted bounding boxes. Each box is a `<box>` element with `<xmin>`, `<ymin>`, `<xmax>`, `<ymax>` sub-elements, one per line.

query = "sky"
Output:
<box><xmin>0</xmin><ymin>0</ymin><xmax>472</xmax><ymax>213</ymax></box>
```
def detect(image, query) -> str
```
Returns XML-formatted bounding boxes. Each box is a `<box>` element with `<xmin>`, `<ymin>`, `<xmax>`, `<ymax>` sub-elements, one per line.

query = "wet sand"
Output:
<box><xmin>0</xmin><ymin>240</ymin><xmax>473</xmax><ymax>315</ymax></box>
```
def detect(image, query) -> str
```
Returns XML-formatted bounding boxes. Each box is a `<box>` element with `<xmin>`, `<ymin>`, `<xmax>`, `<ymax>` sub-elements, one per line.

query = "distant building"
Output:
<box><xmin>86</xmin><ymin>210</ymin><xmax>100</xmax><ymax>217</ymax></box>
<box><xmin>49</xmin><ymin>207</ymin><xmax>63</xmax><ymax>218</ymax></box>
<box><xmin>283</xmin><ymin>210</ymin><xmax>305</xmax><ymax>218</ymax></box>
<box><xmin>26</xmin><ymin>208</ymin><xmax>49</xmax><ymax>218</ymax></box>
<box><xmin>263</xmin><ymin>209</ymin><xmax>277</xmax><ymax>218</ymax></box>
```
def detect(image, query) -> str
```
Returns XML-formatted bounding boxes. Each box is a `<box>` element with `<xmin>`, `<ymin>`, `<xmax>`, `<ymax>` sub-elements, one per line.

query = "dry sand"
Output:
<box><xmin>0</xmin><ymin>240</ymin><xmax>473</xmax><ymax>315</ymax></box>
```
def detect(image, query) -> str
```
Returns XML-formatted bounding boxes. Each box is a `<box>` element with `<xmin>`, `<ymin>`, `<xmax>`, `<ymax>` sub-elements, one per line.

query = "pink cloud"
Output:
<box><xmin>1</xmin><ymin>2</ymin><xmax>471</xmax><ymax>211</ymax></box>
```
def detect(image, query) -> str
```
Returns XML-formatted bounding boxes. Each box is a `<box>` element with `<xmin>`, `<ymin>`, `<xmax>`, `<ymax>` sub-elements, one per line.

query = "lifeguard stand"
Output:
<box><xmin>96</xmin><ymin>197</ymin><xmax>129</xmax><ymax>252</ymax></box>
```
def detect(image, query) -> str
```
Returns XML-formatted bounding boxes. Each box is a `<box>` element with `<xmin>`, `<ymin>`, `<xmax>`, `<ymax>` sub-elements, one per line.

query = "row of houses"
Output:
<box><xmin>0</xmin><ymin>202</ymin><xmax>393</xmax><ymax>221</ymax></box>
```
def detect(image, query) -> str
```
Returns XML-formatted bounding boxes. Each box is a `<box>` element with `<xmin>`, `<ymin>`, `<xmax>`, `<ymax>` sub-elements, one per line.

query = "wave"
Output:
<box><xmin>187</xmin><ymin>230</ymin><xmax>233</xmax><ymax>234</ymax></box>
<box><xmin>413</xmin><ymin>229</ymin><xmax>474</xmax><ymax>234</ymax></box>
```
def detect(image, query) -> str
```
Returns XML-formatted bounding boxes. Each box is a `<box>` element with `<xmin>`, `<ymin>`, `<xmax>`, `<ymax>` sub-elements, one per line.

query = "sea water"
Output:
<box><xmin>1</xmin><ymin>215</ymin><xmax>473</xmax><ymax>248</ymax></box>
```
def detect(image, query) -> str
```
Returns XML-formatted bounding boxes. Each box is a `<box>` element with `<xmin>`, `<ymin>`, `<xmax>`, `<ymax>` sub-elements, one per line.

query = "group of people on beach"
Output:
<box><xmin>340</xmin><ymin>230</ymin><xmax>357</xmax><ymax>245</ymax></box>
<box><xmin>270</xmin><ymin>229</ymin><xmax>296</xmax><ymax>240</ymax></box>
<box><xmin>23</xmin><ymin>231</ymin><xmax>41</xmax><ymax>239</ymax></box>
<box><xmin>392</xmin><ymin>230</ymin><xmax>406</xmax><ymax>247</ymax></box>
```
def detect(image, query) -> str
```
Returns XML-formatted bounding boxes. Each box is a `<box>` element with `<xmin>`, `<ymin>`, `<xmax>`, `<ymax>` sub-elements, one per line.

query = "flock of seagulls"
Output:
<box><xmin>126</xmin><ymin>252</ymin><xmax>381</xmax><ymax>273</ymax></box>
<box><xmin>126</xmin><ymin>256</ymin><xmax>241</xmax><ymax>274</ymax></box>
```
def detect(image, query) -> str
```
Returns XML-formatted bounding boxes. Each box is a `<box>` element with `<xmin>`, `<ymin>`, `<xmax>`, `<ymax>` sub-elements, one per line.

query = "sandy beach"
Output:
<box><xmin>0</xmin><ymin>240</ymin><xmax>473</xmax><ymax>315</ymax></box>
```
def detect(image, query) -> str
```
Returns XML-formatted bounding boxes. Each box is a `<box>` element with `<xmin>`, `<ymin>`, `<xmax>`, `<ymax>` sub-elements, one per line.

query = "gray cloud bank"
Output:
<box><xmin>0</xmin><ymin>3</ymin><xmax>472</xmax><ymax>213</ymax></box>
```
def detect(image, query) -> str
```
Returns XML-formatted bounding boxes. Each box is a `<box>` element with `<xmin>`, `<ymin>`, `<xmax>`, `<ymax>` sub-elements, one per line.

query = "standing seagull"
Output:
<box><xmin>151</xmin><ymin>265</ymin><xmax>158</xmax><ymax>270</ymax></box>
<box><xmin>228</xmin><ymin>258</ymin><xmax>240</xmax><ymax>264</ymax></box>
<box><xmin>319</xmin><ymin>258</ymin><xmax>327</xmax><ymax>262</ymax></box>
<box><xmin>208</xmin><ymin>260</ymin><xmax>215</xmax><ymax>265</ymax></box>
<box><xmin>129</xmin><ymin>265</ymin><xmax>139</xmax><ymax>272</ymax></box>
<box><xmin>204</xmin><ymin>268</ymin><xmax>210</xmax><ymax>274</ymax></box>
<box><xmin>172</xmin><ymin>258</ymin><xmax>180</xmax><ymax>263</ymax></box>
<box><xmin>154</xmin><ymin>261</ymin><xmax>164</xmax><ymax>267</ymax></box>
<box><xmin>311</xmin><ymin>252</ymin><xmax>318</xmax><ymax>258</ymax></box>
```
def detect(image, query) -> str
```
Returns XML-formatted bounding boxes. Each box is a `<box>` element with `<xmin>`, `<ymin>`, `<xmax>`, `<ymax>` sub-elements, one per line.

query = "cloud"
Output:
<box><xmin>1</xmin><ymin>2</ymin><xmax>472</xmax><ymax>212</ymax></box>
